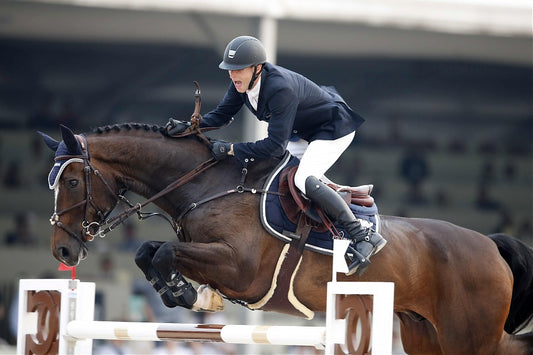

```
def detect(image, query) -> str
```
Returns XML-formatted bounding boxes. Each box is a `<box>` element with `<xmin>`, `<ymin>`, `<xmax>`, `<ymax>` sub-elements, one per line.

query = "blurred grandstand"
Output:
<box><xmin>0</xmin><ymin>0</ymin><xmax>531</xmax><ymax>352</ymax></box>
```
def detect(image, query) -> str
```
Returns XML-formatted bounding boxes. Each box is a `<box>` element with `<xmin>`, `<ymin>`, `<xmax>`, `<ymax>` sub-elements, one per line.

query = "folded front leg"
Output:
<box><xmin>151</xmin><ymin>239</ymin><xmax>259</xmax><ymax>311</ymax></box>
<box><xmin>135</xmin><ymin>240</ymin><xmax>186</xmax><ymax>308</ymax></box>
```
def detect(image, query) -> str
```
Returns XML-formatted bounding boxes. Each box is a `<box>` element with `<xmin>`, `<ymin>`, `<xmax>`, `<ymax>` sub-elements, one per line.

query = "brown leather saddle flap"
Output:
<box><xmin>278</xmin><ymin>166</ymin><xmax>375</xmax><ymax>233</ymax></box>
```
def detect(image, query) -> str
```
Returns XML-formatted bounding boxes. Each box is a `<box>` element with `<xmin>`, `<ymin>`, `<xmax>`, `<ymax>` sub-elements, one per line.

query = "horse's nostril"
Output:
<box><xmin>57</xmin><ymin>246</ymin><xmax>70</xmax><ymax>260</ymax></box>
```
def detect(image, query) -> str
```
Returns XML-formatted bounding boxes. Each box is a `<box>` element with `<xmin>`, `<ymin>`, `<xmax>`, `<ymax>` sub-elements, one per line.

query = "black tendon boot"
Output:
<box><xmin>135</xmin><ymin>243</ymin><xmax>179</xmax><ymax>308</ymax></box>
<box><xmin>165</xmin><ymin>272</ymin><xmax>198</xmax><ymax>309</ymax></box>
<box><xmin>305</xmin><ymin>176</ymin><xmax>387</xmax><ymax>275</ymax></box>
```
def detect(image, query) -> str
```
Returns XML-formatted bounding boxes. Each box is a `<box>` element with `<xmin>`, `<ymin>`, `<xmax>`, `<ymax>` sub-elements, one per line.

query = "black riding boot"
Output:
<box><xmin>305</xmin><ymin>176</ymin><xmax>387</xmax><ymax>275</ymax></box>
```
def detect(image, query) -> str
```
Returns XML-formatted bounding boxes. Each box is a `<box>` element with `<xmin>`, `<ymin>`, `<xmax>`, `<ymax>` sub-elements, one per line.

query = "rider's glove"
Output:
<box><xmin>211</xmin><ymin>141</ymin><xmax>233</xmax><ymax>160</ymax></box>
<box><xmin>166</xmin><ymin>118</ymin><xmax>191</xmax><ymax>135</ymax></box>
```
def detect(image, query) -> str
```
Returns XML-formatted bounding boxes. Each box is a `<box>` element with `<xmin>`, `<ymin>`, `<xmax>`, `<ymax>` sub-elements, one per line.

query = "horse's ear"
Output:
<box><xmin>60</xmin><ymin>125</ymin><xmax>82</xmax><ymax>155</ymax></box>
<box><xmin>37</xmin><ymin>131</ymin><xmax>60</xmax><ymax>151</ymax></box>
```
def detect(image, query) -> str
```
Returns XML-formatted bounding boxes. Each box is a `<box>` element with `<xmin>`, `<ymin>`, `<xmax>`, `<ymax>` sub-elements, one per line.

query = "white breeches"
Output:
<box><xmin>287</xmin><ymin>132</ymin><xmax>355</xmax><ymax>194</ymax></box>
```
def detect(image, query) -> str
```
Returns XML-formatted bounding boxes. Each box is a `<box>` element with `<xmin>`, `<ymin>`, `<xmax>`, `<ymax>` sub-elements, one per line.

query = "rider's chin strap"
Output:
<box><xmin>247</xmin><ymin>64</ymin><xmax>263</xmax><ymax>90</ymax></box>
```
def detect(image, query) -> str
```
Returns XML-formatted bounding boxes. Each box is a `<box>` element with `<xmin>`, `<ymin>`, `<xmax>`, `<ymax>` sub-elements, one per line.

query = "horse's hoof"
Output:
<box><xmin>191</xmin><ymin>284</ymin><xmax>225</xmax><ymax>312</ymax></box>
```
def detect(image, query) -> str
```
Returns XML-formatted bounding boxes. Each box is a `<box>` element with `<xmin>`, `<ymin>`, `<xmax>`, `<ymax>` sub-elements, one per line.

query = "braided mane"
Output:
<box><xmin>91</xmin><ymin>123</ymin><xmax>166</xmax><ymax>135</ymax></box>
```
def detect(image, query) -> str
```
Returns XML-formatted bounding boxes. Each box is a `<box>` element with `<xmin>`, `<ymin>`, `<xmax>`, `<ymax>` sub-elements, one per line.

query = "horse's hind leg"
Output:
<box><xmin>397</xmin><ymin>312</ymin><xmax>443</xmax><ymax>355</ymax></box>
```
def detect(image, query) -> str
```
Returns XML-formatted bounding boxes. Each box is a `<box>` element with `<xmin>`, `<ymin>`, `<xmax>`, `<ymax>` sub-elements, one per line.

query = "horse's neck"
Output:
<box><xmin>89</xmin><ymin>134</ymin><xmax>210</xmax><ymax>212</ymax></box>
<box><xmin>88</xmin><ymin>132</ymin><xmax>281</xmax><ymax>218</ymax></box>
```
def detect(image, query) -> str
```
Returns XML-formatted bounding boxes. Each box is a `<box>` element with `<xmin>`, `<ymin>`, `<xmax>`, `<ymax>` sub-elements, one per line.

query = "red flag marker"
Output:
<box><xmin>58</xmin><ymin>263</ymin><xmax>76</xmax><ymax>280</ymax></box>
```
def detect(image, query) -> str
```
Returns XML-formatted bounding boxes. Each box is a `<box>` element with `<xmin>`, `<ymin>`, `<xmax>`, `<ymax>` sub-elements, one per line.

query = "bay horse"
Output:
<box><xmin>39</xmin><ymin>123</ymin><xmax>533</xmax><ymax>354</ymax></box>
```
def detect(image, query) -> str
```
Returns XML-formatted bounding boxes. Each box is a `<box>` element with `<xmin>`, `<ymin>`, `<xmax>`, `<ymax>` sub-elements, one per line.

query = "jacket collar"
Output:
<box><xmin>255</xmin><ymin>63</ymin><xmax>270</xmax><ymax>114</ymax></box>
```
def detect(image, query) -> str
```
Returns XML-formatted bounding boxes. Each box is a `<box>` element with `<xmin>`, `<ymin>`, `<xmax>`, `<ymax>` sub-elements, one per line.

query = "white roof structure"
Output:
<box><xmin>0</xmin><ymin>0</ymin><xmax>531</xmax><ymax>65</ymax></box>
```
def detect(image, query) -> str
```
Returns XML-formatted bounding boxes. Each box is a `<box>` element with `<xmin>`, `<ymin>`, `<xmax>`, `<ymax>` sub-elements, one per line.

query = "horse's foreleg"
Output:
<box><xmin>151</xmin><ymin>241</ymin><xmax>225</xmax><ymax>312</ymax></box>
<box><xmin>135</xmin><ymin>240</ymin><xmax>194</xmax><ymax>308</ymax></box>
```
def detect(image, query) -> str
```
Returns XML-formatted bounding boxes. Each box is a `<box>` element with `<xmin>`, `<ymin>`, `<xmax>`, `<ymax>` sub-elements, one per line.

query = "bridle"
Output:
<box><xmin>50</xmin><ymin>134</ymin><xmax>220</xmax><ymax>249</ymax></box>
<box><xmin>49</xmin><ymin>141</ymin><xmax>120</xmax><ymax>250</ymax></box>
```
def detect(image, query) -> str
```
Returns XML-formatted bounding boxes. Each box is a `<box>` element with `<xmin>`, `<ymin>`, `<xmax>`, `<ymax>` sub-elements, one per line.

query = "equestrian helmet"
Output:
<box><xmin>219</xmin><ymin>36</ymin><xmax>266</xmax><ymax>70</ymax></box>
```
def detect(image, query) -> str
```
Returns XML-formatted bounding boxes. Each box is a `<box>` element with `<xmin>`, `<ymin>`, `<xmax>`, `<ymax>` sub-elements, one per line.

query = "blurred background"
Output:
<box><xmin>0</xmin><ymin>0</ymin><xmax>531</xmax><ymax>353</ymax></box>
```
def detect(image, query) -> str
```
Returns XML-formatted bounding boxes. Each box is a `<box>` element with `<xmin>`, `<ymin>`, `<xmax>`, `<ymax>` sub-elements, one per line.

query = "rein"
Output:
<box><xmin>175</xmin><ymin>160</ymin><xmax>283</xmax><ymax>222</ymax></box>
<box><xmin>100</xmin><ymin>157</ymin><xmax>219</xmax><ymax>236</ymax></box>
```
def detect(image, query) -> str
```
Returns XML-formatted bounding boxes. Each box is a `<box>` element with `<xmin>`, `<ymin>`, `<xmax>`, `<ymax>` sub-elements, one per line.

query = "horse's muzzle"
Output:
<box><xmin>54</xmin><ymin>242</ymin><xmax>87</xmax><ymax>267</ymax></box>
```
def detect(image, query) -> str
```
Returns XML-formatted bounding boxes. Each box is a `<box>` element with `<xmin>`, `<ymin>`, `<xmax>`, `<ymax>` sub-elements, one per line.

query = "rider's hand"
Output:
<box><xmin>166</xmin><ymin>118</ymin><xmax>191</xmax><ymax>135</ymax></box>
<box><xmin>211</xmin><ymin>141</ymin><xmax>233</xmax><ymax>160</ymax></box>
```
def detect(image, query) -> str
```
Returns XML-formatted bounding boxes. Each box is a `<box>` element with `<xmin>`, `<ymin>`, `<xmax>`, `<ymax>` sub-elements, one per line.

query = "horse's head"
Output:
<box><xmin>39</xmin><ymin>125</ymin><xmax>120</xmax><ymax>266</ymax></box>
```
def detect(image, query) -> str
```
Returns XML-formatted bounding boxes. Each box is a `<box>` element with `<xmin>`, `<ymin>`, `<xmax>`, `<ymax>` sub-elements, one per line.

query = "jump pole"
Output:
<box><xmin>17</xmin><ymin>241</ymin><xmax>394</xmax><ymax>354</ymax></box>
<box><xmin>66</xmin><ymin>320</ymin><xmax>326</xmax><ymax>346</ymax></box>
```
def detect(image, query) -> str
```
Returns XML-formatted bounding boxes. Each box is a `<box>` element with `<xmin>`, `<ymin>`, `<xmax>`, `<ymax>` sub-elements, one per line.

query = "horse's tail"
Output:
<box><xmin>488</xmin><ymin>233</ymin><xmax>533</xmax><ymax>334</ymax></box>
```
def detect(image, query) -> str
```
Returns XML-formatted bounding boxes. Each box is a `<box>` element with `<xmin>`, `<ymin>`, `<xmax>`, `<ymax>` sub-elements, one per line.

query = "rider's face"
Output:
<box><xmin>228</xmin><ymin>66</ymin><xmax>260</xmax><ymax>93</ymax></box>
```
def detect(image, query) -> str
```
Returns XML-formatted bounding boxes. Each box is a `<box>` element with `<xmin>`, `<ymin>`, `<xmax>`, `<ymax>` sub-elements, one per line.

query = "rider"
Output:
<box><xmin>167</xmin><ymin>35</ymin><xmax>386</xmax><ymax>275</ymax></box>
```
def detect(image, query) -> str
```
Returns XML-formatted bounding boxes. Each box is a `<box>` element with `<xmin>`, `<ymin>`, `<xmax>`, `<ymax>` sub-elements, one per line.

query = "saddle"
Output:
<box><xmin>278</xmin><ymin>166</ymin><xmax>374</xmax><ymax>234</ymax></box>
<box><xmin>251</xmin><ymin>163</ymin><xmax>378</xmax><ymax>319</ymax></box>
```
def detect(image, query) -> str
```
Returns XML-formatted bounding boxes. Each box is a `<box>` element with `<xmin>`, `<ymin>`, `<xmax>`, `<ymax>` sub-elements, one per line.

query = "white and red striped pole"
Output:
<box><xmin>66</xmin><ymin>321</ymin><xmax>326</xmax><ymax>347</ymax></box>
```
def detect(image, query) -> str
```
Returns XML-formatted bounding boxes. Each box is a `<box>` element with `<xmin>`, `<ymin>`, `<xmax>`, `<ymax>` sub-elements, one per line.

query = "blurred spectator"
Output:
<box><xmin>3</xmin><ymin>160</ymin><xmax>22</xmax><ymax>188</ymax></box>
<box><xmin>477</xmin><ymin>140</ymin><xmax>498</xmax><ymax>154</ymax></box>
<box><xmin>29</xmin><ymin>135</ymin><xmax>44</xmax><ymax>161</ymax></box>
<box><xmin>56</xmin><ymin>101</ymin><xmax>80</xmax><ymax>129</ymax></box>
<box><xmin>93</xmin><ymin>338</ymin><xmax>133</xmax><ymax>355</ymax></box>
<box><xmin>27</xmin><ymin>95</ymin><xmax>57</xmax><ymax>129</ymax></box>
<box><xmin>434</xmin><ymin>188</ymin><xmax>450</xmax><ymax>208</ymax></box>
<box><xmin>505</xmin><ymin>140</ymin><xmax>529</xmax><ymax>156</ymax></box>
<box><xmin>516</xmin><ymin>218</ymin><xmax>532</xmax><ymax>244</ymax></box>
<box><xmin>27</xmin><ymin>96</ymin><xmax>80</xmax><ymax>130</ymax></box>
<box><xmin>475</xmin><ymin>161</ymin><xmax>500</xmax><ymax>211</ymax></box>
<box><xmin>387</xmin><ymin>114</ymin><xmax>404</xmax><ymax>146</ymax></box>
<box><xmin>502</xmin><ymin>161</ymin><xmax>517</xmax><ymax>181</ymax></box>
<box><xmin>447</xmin><ymin>139</ymin><xmax>467</xmax><ymax>154</ymax></box>
<box><xmin>29</xmin><ymin>135</ymin><xmax>53</xmax><ymax>189</ymax></box>
<box><xmin>131</xmin><ymin>278</ymin><xmax>189</xmax><ymax>324</ymax></box>
<box><xmin>0</xmin><ymin>292</ymin><xmax>8</xmax><ymax>346</ymax></box>
<box><xmin>4</xmin><ymin>212</ymin><xmax>38</xmax><ymax>246</ymax></box>
<box><xmin>492</xmin><ymin>209</ymin><xmax>516</xmax><ymax>236</ymax></box>
<box><xmin>399</xmin><ymin>147</ymin><xmax>430</xmax><ymax>205</ymax></box>
<box><xmin>118</xmin><ymin>222</ymin><xmax>144</xmax><ymax>253</ymax></box>
<box><xmin>98</xmin><ymin>254</ymin><xmax>116</xmax><ymax>281</ymax></box>
<box><xmin>152</xmin><ymin>341</ymin><xmax>195</xmax><ymax>355</ymax></box>
<box><xmin>478</xmin><ymin>161</ymin><xmax>495</xmax><ymax>185</ymax></box>
<box><xmin>475</xmin><ymin>185</ymin><xmax>501</xmax><ymax>211</ymax></box>
<box><xmin>287</xmin><ymin>345</ymin><xmax>323</xmax><ymax>354</ymax></box>
<box><xmin>0</xmin><ymin>135</ymin><xmax>3</xmax><ymax>183</ymax></box>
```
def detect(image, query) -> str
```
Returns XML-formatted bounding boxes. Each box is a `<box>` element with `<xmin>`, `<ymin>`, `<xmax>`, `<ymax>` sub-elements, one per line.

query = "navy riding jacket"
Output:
<box><xmin>200</xmin><ymin>62</ymin><xmax>365</xmax><ymax>163</ymax></box>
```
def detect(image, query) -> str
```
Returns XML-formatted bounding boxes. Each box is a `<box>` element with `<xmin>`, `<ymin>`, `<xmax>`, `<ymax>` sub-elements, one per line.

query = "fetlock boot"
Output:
<box><xmin>146</xmin><ymin>269</ymin><xmax>179</xmax><ymax>308</ymax></box>
<box><xmin>305</xmin><ymin>176</ymin><xmax>387</xmax><ymax>275</ymax></box>
<box><xmin>165</xmin><ymin>272</ymin><xmax>198</xmax><ymax>309</ymax></box>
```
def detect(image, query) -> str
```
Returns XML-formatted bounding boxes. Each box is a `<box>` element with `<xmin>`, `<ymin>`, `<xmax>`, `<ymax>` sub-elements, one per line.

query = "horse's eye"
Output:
<box><xmin>68</xmin><ymin>179</ymin><xmax>79</xmax><ymax>188</ymax></box>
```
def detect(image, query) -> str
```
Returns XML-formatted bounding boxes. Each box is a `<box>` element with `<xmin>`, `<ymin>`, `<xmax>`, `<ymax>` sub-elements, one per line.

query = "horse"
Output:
<box><xmin>39</xmin><ymin>123</ymin><xmax>533</xmax><ymax>354</ymax></box>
